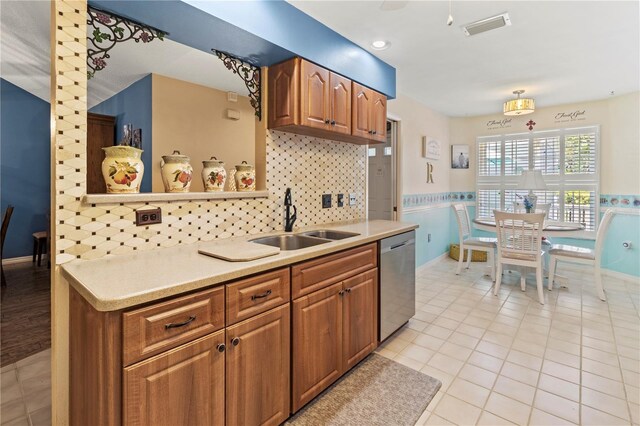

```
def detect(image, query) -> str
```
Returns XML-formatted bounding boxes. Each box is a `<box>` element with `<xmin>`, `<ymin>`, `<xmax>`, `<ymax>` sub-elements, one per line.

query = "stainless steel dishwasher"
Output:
<box><xmin>379</xmin><ymin>230</ymin><xmax>416</xmax><ymax>341</ymax></box>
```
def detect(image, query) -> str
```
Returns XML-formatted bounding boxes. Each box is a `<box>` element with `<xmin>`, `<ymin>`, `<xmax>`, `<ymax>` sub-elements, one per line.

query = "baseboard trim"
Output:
<box><xmin>416</xmin><ymin>252</ymin><xmax>449</xmax><ymax>274</ymax></box>
<box><xmin>2</xmin><ymin>256</ymin><xmax>33</xmax><ymax>265</ymax></box>
<box><xmin>601</xmin><ymin>269</ymin><xmax>640</xmax><ymax>283</ymax></box>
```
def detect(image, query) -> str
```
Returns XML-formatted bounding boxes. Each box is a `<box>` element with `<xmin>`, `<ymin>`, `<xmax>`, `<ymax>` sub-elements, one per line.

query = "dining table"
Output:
<box><xmin>472</xmin><ymin>217</ymin><xmax>586</xmax><ymax>287</ymax></box>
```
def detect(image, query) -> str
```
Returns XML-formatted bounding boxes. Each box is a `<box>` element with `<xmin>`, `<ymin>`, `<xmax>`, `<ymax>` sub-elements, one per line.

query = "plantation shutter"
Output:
<box><xmin>476</xmin><ymin>189</ymin><xmax>500</xmax><ymax>218</ymax></box>
<box><xmin>477</xmin><ymin>137</ymin><xmax>502</xmax><ymax>177</ymax></box>
<box><xmin>565</xmin><ymin>130</ymin><xmax>596</xmax><ymax>175</ymax></box>
<box><xmin>504</xmin><ymin>138</ymin><xmax>529</xmax><ymax>176</ymax></box>
<box><xmin>533</xmin><ymin>135</ymin><xmax>560</xmax><ymax>175</ymax></box>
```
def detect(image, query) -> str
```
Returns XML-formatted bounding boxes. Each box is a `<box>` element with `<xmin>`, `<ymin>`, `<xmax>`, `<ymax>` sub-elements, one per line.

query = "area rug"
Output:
<box><xmin>286</xmin><ymin>354</ymin><xmax>442</xmax><ymax>426</ymax></box>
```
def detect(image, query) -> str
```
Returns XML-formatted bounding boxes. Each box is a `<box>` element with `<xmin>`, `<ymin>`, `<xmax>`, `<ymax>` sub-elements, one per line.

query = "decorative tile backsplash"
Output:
<box><xmin>54</xmin><ymin>130</ymin><xmax>366</xmax><ymax>264</ymax></box>
<box><xmin>402</xmin><ymin>192</ymin><xmax>476</xmax><ymax>209</ymax></box>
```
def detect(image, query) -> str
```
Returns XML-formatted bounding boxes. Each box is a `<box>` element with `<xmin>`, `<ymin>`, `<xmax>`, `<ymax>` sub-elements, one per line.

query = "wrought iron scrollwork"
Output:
<box><xmin>212</xmin><ymin>50</ymin><xmax>262</xmax><ymax>120</ymax></box>
<box><xmin>86</xmin><ymin>6</ymin><xmax>166</xmax><ymax>80</ymax></box>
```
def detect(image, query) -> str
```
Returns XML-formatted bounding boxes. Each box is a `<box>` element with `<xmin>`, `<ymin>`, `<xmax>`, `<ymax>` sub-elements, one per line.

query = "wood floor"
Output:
<box><xmin>1</xmin><ymin>262</ymin><xmax>51</xmax><ymax>367</ymax></box>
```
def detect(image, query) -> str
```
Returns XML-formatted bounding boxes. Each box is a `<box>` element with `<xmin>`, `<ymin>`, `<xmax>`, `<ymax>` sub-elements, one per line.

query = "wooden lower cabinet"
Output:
<box><xmin>123</xmin><ymin>331</ymin><xmax>226</xmax><ymax>426</ymax></box>
<box><xmin>343</xmin><ymin>269</ymin><xmax>378</xmax><ymax>371</ymax></box>
<box><xmin>291</xmin><ymin>269</ymin><xmax>378</xmax><ymax>413</ymax></box>
<box><xmin>226</xmin><ymin>304</ymin><xmax>290</xmax><ymax>426</ymax></box>
<box><xmin>292</xmin><ymin>282</ymin><xmax>343</xmax><ymax>412</ymax></box>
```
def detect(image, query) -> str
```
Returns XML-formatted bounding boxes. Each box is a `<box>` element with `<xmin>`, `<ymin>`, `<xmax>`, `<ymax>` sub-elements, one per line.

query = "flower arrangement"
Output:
<box><xmin>517</xmin><ymin>194</ymin><xmax>534</xmax><ymax>212</ymax></box>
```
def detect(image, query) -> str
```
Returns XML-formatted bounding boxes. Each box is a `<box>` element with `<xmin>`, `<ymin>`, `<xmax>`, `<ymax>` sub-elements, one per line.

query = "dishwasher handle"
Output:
<box><xmin>380</xmin><ymin>238</ymin><xmax>415</xmax><ymax>254</ymax></box>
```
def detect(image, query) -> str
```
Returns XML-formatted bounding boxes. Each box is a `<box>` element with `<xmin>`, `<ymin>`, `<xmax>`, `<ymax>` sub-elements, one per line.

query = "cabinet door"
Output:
<box><xmin>268</xmin><ymin>59</ymin><xmax>299</xmax><ymax>128</ymax></box>
<box><xmin>123</xmin><ymin>331</ymin><xmax>225</xmax><ymax>426</ymax></box>
<box><xmin>343</xmin><ymin>269</ymin><xmax>378</xmax><ymax>371</ymax></box>
<box><xmin>329</xmin><ymin>72</ymin><xmax>351</xmax><ymax>135</ymax></box>
<box><xmin>370</xmin><ymin>91</ymin><xmax>388</xmax><ymax>143</ymax></box>
<box><xmin>352</xmin><ymin>83</ymin><xmax>373</xmax><ymax>139</ymax></box>
<box><xmin>226</xmin><ymin>304</ymin><xmax>290</xmax><ymax>426</ymax></box>
<box><xmin>300</xmin><ymin>60</ymin><xmax>330</xmax><ymax>130</ymax></box>
<box><xmin>292</xmin><ymin>282</ymin><xmax>343</xmax><ymax>412</ymax></box>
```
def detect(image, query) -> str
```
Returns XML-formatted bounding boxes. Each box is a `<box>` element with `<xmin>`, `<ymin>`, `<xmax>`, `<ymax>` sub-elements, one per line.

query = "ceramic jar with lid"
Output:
<box><xmin>101</xmin><ymin>146</ymin><xmax>144</xmax><ymax>193</ymax></box>
<box><xmin>202</xmin><ymin>157</ymin><xmax>227</xmax><ymax>192</ymax></box>
<box><xmin>160</xmin><ymin>150</ymin><xmax>193</xmax><ymax>193</ymax></box>
<box><xmin>234</xmin><ymin>161</ymin><xmax>255</xmax><ymax>192</ymax></box>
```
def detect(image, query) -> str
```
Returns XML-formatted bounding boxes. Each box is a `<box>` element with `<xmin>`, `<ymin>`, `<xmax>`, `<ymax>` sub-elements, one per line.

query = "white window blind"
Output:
<box><xmin>476</xmin><ymin>126</ymin><xmax>599</xmax><ymax>232</ymax></box>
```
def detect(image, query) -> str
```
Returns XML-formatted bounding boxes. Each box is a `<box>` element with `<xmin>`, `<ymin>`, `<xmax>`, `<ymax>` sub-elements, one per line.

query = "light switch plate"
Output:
<box><xmin>349</xmin><ymin>194</ymin><xmax>356</xmax><ymax>206</ymax></box>
<box><xmin>337</xmin><ymin>194</ymin><xmax>344</xmax><ymax>207</ymax></box>
<box><xmin>322</xmin><ymin>194</ymin><xmax>332</xmax><ymax>208</ymax></box>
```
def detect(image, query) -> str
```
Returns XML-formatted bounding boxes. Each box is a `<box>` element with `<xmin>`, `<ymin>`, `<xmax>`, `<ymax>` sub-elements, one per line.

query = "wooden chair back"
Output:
<box><xmin>493</xmin><ymin>210</ymin><xmax>545</xmax><ymax>265</ymax></box>
<box><xmin>452</xmin><ymin>203</ymin><xmax>472</xmax><ymax>241</ymax></box>
<box><xmin>594</xmin><ymin>209</ymin><xmax>615</xmax><ymax>263</ymax></box>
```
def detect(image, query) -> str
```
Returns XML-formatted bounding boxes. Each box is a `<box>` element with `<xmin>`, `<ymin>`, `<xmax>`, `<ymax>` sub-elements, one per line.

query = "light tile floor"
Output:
<box><xmin>1</xmin><ymin>349</ymin><xmax>51</xmax><ymax>426</ymax></box>
<box><xmin>376</xmin><ymin>257</ymin><xmax>640</xmax><ymax>425</ymax></box>
<box><xmin>1</xmin><ymin>258</ymin><xmax>638</xmax><ymax>425</ymax></box>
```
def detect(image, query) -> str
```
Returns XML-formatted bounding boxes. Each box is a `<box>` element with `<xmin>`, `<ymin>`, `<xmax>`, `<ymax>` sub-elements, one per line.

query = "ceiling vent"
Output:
<box><xmin>463</xmin><ymin>12</ymin><xmax>511</xmax><ymax>36</ymax></box>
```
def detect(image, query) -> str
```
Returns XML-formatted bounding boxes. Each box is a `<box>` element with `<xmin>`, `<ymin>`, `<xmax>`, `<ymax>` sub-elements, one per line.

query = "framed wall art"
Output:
<box><xmin>451</xmin><ymin>144</ymin><xmax>469</xmax><ymax>169</ymax></box>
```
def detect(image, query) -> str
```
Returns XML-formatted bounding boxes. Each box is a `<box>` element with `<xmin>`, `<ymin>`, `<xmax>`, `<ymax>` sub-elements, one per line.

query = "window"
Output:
<box><xmin>476</xmin><ymin>126</ymin><xmax>599</xmax><ymax>231</ymax></box>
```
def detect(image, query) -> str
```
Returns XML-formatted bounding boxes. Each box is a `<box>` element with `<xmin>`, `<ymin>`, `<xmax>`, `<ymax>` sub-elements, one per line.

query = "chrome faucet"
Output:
<box><xmin>284</xmin><ymin>188</ymin><xmax>297</xmax><ymax>232</ymax></box>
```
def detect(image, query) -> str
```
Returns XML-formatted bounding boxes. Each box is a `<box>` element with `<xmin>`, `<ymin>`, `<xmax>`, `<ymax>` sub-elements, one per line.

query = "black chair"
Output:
<box><xmin>1</xmin><ymin>205</ymin><xmax>15</xmax><ymax>286</ymax></box>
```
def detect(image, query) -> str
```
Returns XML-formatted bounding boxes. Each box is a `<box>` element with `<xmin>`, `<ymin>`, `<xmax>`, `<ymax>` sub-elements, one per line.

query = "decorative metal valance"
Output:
<box><xmin>87</xmin><ymin>6</ymin><xmax>166</xmax><ymax>79</ymax></box>
<box><xmin>212</xmin><ymin>50</ymin><xmax>262</xmax><ymax>120</ymax></box>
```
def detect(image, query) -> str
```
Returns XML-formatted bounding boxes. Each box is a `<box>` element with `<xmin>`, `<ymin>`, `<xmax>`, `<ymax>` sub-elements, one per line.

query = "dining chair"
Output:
<box><xmin>548</xmin><ymin>209</ymin><xmax>615</xmax><ymax>301</ymax></box>
<box><xmin>1</xmin><ymin>205</ymin><xmax>15</xmax><ymax>287</ymax></box>
<box><xmin>452</xmin><ymin>204</ymin><xmax>496</xmax><ymax>280</ymax></box>
<box><xmin>493</xmin><ymin>210</ymin><xmax>546</xmax><ymax>304</ymax></box>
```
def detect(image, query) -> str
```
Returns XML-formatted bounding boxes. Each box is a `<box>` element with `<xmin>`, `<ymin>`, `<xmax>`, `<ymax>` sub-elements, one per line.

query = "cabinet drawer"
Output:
<box><xmin>292</xmin><ymin>243</ymin><xmax>377</xmax><ymax>299</ymax></box>
<box><xmin>226</xmin><ymin>268</ymin><xmax>290</xmax><ymax>325</ymax></box>
<box><xmin>123</xmin><ymin>287</ymin><xmax>224</xmax><ymax>366</ymax></box>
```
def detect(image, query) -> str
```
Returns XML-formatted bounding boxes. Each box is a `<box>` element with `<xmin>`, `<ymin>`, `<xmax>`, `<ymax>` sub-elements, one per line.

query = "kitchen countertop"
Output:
<box><xmin>61</xmin><ymin>220</ymin><xmax>418</xmax><ymax>312</ymax></box>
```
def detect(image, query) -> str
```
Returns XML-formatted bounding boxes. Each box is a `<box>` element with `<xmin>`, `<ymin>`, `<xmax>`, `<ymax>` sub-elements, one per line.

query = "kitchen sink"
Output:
<box><xmin>300</xmin><ymin>230</ymin><xmax>360</xmax><ymax>240</ymax></box>
<box><xmin>249</xmin><ymin>235</ymin><xmax>331</xmax><ymax>251</ymax></box>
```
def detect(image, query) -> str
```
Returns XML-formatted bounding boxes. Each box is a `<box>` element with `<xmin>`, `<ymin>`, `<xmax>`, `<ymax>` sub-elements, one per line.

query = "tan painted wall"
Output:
<box><xmin>449</xmin><ymin>92</ymin><xmax>640</xmax><ymax>194</ymax></box>
<box><xmin>387</xmin><ymin>94</ymin><xmax>451</xmax><ymax>197</ymax></box>
<box><xmin>151</xmin><ymin>74</ymin><xmax>256</xmax><ymax>192</ymax></box>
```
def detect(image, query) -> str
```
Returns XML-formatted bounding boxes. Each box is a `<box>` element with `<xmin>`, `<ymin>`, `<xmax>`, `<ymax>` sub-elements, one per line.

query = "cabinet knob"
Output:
<box><xmin>216</xmin><ymin>343</ymin><xmax>226</xmax><ymax>353</ymax></box>
<box><xmin>372</xmin><ymin>130</ymin><xmax>377</xmax><ymax>135</ymax></box>
<box><xmin>231</xmin><ymin>337</ymin><xmax>241</xmax><ymax>346</ymax></box>
<box><xmin>368</xmin><ymin>130</ymin><xmax>373</xmax><ymax>134</ymax></box>
<box><xmin>325</xmin><ymin>119</ymin><xmax>330</xmax><ymax>124</ymax></box>
<box><xmin>345</xmin><ymin>288</ymin><xmax>352</xmax><ymax>293</ymax></box>
<box><xmin>331</xmin><ymin>120</ymin><xmax>336</xmax><ymax>125</ymax></box>
<box><xmin>338</xmin><ymin>290</ymin><xmax>345</xmax><ymax>296</ymax></box>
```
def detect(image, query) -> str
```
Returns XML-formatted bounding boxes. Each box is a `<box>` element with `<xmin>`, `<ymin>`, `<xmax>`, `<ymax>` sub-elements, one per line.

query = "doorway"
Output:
<box><xmin>367</xmin><ymin>119</ymin><xmax>398</xmax><ymax>220</ymax></box>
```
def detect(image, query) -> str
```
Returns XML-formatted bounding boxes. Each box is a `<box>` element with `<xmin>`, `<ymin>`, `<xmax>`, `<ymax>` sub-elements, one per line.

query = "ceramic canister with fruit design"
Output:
<box><xmin>202</xmin><ymin>157</ymin><xmax>227</xmax><ymax>192</ymax></box>
<box><xmin>101</xmin><ymin>146</ymin><xmax>144</xmax><ymax>193</ymax></box>
<box><xmin>160</xmin><ymin>150</ymin><xmax>193</xmax><ymax>193</ymax></box>
<box><xmin>234</xmin><ymin>161</ymin><xmax>255</xmax><ymax>192</ymax></box>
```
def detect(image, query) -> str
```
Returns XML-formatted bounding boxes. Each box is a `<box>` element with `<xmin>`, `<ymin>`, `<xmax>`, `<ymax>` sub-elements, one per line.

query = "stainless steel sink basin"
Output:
<box><xmin>300</xmin><ymin>230</ymin><xmax>360</xmax><ymax>240</ymax></box>
<box><xmin>249</xmin><ymin>235</ymin><xmax>331</xmax><ymax>251</ymax></box>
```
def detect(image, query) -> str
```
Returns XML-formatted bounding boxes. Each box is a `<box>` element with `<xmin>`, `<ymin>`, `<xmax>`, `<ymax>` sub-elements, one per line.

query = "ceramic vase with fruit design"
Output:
<box><xmin>102</xmin><ymin>146</ymin><xmax>144</xmax><ymax>193</ymax></box>
<box><xmin>160</xmin><ymin>150</ymin><xmax>193</xmax><ymax>193</ymax></box>
<box><xmin>234</xmin><ymin>161</ymin><xmax>255</xmax><ymax>192</ymax></box>
<box><xmin>202</xmin><ymin>157</ymin><xmax>227</xmax><ymax>192</ymax></box>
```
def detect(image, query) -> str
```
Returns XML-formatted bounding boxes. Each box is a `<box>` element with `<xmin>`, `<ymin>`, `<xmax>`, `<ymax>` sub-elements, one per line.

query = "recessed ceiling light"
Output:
<box><xmin>371</xmin><ymin>40</ymin><xmax>390</xmax><ymax>50</ymax></box>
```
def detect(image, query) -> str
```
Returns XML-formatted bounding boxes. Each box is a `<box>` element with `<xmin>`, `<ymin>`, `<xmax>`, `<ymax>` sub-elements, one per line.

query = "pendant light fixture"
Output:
<box><xmin>503</xmin><ymin>90</ymin><xmax>535</xmax><ymax>116</ymax></box>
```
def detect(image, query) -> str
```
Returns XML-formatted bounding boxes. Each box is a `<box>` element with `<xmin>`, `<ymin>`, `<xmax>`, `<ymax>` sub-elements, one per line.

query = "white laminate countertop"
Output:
<box><xmin>61</xmin><ymin>220</ymin><xmax>418</xmax><ymax>312</ymax></box>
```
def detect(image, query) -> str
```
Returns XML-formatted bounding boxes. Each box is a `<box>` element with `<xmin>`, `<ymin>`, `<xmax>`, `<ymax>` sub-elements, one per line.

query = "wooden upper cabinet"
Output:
<box><xmin>342</xmin><ymin>269</ymin><xmax>377</xmax><ymax>371</ymax></box>
<box><xmin>268</xmin><ymin>59</ymin><xmax>299</xmax><ymax>128</ymax></box>
<box><xmin>300</xmin><ymin>60</ymin><xmax>330</xmax><ymax>130</ymax></box>
<box><xmin>371</xmin><ymin>92</ymin><xmax>388</xmax><ymax>143</ymax></box>
<box><xmin>329</xmin><ymin>72</ymin><xmax>352</xmax><ymax>135</ymax></box>
<box><xmin>268</xmin><ymin>57</ymin><xmax>385</xmax><ymax>144</ymax></box>
<box><xmin>123</xmin><ymin>331</ymin><xmax>225</xmax><ymax>426</ymax></box>
<box><xmin>351</xmin><ymin>83</ymin><xmax>373</xmax><ymax>139</ymax></box>
<box><xmin>226</xmin><ymin>304</ymin><xmax>290</xmax><ymax>426</ymax></box>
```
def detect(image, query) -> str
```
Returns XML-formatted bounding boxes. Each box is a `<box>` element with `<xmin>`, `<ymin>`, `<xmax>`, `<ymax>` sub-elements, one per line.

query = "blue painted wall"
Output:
<box><xmin>89</xmin><ymin>0</ymin><xmax>396</xmax><ymax>98</ymax></box>
<box><xmin>0</xmin><ymin>79</ymin><xmax>50</xmax><ymax>259</ymax></box>
<box><xmin>90</xmin><ymin>75</ymin><xmax>153</xmax><ymax>193</ymax></box>
<box><xmin>402</xmin><ymin>207</ymin><xmax>452</xmax><ymax>267</ymax></box>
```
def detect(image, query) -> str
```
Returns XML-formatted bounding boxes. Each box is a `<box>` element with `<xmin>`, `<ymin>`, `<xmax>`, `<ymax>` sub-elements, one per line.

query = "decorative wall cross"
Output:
<box><xmin>526</xmin><ymin>119</ymin><xmax>536</xmax><ymax>131</ymax></box>
<box><xmin>86</xmin><ymin>6</ymin><xmax>165</xmax><ymax>80</ymax></box>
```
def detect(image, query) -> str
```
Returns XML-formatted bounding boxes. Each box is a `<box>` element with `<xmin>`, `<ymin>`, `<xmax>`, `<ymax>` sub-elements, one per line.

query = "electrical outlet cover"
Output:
<box><xmin>349</xmin><ymin>194</ymin><xmax>356</xmax><ymax>206</ymax></box>
<box><xmin>322</xmin><ymin>194</ymin><xmax>332</xmax><ymax>208</ymax></box>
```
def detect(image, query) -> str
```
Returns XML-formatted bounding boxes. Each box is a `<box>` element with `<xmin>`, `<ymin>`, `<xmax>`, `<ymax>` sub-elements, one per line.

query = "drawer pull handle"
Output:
<box><xmin>251</xmin><ymin>289</ymin><xmax>272</xmax><ymax>301</ymax></box>
<box><xmin>165</xmin><ymin>315</ymin><xmax>196</xmax><ymax>329</ymax></box>
<box><xmin>217</xmin><ymin>343</ymin><xmax>226</xmax><ymax>353</ymax></box>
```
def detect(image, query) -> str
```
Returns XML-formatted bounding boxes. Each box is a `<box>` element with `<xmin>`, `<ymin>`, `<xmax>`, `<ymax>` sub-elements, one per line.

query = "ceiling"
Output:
<box><xmin>289</xmin><ymin>1</ymin><xmax>640</xmax><ymax>117</ymax></box>
<box><xmin>0</xmin><ymin>1</ymin><xmax>252</xmax><ymax>108</ymax></box>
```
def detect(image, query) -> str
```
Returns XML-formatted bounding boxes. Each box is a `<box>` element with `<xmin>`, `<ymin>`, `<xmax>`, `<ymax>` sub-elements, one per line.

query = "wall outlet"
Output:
<box><xmin>348</xmin><ymin>194</ymin><xmax>356</xmax><ymax>206</ymax></box>
<box><xmin>337</xmin><ymin>194</ymin><xmax>344</xmax><ymax>207</ymax></box>
<box><xmin>428</xmin><ymin>233</ymin><xmax>431</xmax><ymax>243</ymax></box>
<box><xmin>135</xmin><ymin>208</ymin><xmax>162</xmax><ymax>226</ymax></box>
<box><xmin>322</xmin><ymin>194</ymin><xmax>332</xmax><ymax>208</ymax></box>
